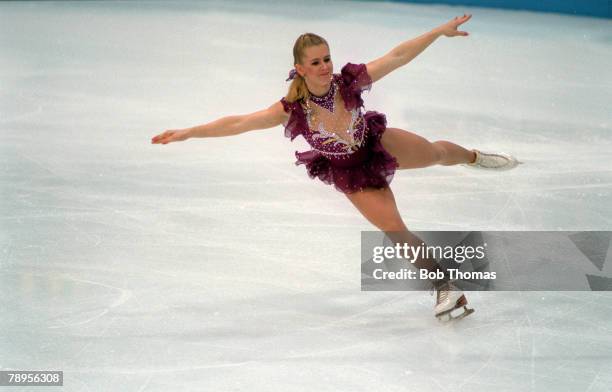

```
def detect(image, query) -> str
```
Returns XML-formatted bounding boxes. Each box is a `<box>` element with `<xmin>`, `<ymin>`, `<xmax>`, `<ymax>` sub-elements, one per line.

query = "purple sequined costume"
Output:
<box><xmin>280</xmin><ymin>62</ymin><xmax>398</xmax><ymax>194</ymax></box>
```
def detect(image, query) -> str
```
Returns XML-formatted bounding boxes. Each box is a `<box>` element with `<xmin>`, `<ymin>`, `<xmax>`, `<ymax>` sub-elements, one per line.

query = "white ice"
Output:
<box><xmin>1</xmin><ymin>1</ymin><xmax>612</xmax><ymax>391</ymax></box>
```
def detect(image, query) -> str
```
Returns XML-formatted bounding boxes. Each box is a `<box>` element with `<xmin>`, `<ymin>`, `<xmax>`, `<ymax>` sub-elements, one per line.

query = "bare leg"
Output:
<box><xmin>381</xmin><ymin>127</ymin><xmax>476</xmax><ymax>169</ymax></box>
<box><xmin>346</xmin><ymin>187</ymin><xmax>475</xmax><ymax>321</ymax></box>
<box><xmin>345</xmin><ymin>187</ymin><xmax>444</xmax><ymax>276</ymax></box>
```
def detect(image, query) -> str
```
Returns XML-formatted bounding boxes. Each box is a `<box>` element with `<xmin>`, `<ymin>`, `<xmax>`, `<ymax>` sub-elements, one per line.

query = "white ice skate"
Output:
<box><xmin>463</xmin><ymin>149</ymin><xmax>522</xmax><ymax>171</ymax></box>
<box><xmin>432</xmin><ymin>282</ymin><xmax>474</xmax><ymax>323</ymax></box>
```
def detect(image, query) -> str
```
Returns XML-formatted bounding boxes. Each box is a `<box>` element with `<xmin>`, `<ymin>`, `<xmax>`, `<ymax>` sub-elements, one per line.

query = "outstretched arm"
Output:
<box><xmin>366</xmin><ymin>14</ymin><xmax>472</xmax><ymax>84</ymax></box>
<box><xmin>151</xmin><ymin>101</ymin><xmax>287</xmax><ymax>144</ymax></box>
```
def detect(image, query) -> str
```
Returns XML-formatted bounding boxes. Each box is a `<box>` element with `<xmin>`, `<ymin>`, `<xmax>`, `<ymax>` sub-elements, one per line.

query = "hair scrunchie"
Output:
<box><xmin>285</xmin><ymin>69</ymin><xmax>298</xmax><ymax>82</ymax></box>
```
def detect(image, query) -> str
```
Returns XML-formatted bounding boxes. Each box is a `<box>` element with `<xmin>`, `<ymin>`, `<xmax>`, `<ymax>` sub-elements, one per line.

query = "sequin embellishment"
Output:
<box><xmin>304</xmin><ymin>79</ymin><xmax>367</xmax><ymax>158</ymax></box>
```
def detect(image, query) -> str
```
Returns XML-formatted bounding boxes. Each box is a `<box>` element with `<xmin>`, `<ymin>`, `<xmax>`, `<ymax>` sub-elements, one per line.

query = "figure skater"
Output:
<box><xmin>151</xmin><ymin>14</ymin><xmax>520</xmax><ymax>322</ymax></box>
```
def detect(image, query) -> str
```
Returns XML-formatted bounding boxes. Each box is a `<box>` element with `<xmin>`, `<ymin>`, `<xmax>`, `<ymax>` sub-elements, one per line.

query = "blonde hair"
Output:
<box><xmin>284</xmin><ymin>33</ymin><xmax>329</xmax><ymax>104</ymax></box>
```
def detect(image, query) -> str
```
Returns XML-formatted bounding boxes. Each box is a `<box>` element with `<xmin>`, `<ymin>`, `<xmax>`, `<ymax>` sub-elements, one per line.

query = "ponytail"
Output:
<box><xmin>284</xmin><ymin>33</ymin><xmax>329</xmax><ymax>105</ymax></box>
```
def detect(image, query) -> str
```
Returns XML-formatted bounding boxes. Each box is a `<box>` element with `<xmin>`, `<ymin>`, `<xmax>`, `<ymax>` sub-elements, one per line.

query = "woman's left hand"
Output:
<box><xmin>436</xmin><ymin>14</ymin><xmax>472</xmax><ymax>37</ymax></box>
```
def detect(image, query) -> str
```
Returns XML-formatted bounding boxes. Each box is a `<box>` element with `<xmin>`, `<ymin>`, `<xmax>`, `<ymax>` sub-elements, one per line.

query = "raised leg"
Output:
<box><xmin>380</xmin><ymin>127</ymin><xmax>476</xmax><ymax>169</ymax></box>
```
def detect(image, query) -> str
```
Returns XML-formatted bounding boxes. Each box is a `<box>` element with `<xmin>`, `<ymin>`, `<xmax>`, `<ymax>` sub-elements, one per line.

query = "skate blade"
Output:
<box><xmin>463</xmin><ymin>156</ymin><xmax>522</xmax><ymax>171</ymax></box>
<box><xmin>437</xmin><ymin>306</ymin><xmax>475</xmax><ymax>323</ymax></box>
<box><xmin>436</xmin><ymin>295</ymin><xmax>475</xmax><ymax>323</ymax></box>
<box><xmin>453</xmin><ymin>306</ymin><xmax>475</xmax><ymax>321</ymax></box>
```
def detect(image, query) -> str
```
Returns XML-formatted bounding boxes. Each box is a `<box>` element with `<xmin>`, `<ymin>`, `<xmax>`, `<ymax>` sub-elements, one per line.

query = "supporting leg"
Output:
<box><xmin>345</xmin><ymin>186</ymin><xmax>474</xmax><ymax>322</ymax></box>
<box><xmin>345</xmin><ymin>187</ymin><xmax>446</xmax><ymax>278</ymax></box>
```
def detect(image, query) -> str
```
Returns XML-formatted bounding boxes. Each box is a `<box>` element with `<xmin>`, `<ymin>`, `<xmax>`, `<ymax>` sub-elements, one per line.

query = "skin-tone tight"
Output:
<box><xmin>345</xmin><ymin>127</ymin><xmax>475</xmax><ymax>281</ymax></box>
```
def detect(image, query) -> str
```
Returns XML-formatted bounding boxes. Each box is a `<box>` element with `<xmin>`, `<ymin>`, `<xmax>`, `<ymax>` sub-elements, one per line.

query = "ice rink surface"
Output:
<box><xmin>1</xmin><ymin>1</ymin><xmax>612</xmax><ymax>391</ymax></box>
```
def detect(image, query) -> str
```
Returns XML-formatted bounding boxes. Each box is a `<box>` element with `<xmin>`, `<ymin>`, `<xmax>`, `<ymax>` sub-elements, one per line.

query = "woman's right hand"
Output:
<box><xmin>151</xmin><ymin>129</ymin><xmax>191</xmax><ymax>145</ymax></box>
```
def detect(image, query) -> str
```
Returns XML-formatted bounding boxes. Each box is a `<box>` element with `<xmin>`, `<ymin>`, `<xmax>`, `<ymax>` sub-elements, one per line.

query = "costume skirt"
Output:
<box><xmin>295</xmin><ymin>110</ymin><xmax>399</xmax><ymax>194</ymax></box>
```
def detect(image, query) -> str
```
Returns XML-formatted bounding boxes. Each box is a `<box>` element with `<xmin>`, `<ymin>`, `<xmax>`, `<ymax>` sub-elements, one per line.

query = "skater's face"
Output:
<box><xmin>296</xmin><ymin>44</ymin><xmax>333</xmax><ymax>84</ymax></box>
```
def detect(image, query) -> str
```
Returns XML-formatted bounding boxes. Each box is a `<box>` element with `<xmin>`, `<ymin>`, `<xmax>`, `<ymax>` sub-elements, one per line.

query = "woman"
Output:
<box><xmin>151</xmin><ymin>14</ymin><xmax>520</xmax><ymax>322</ymax></box>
